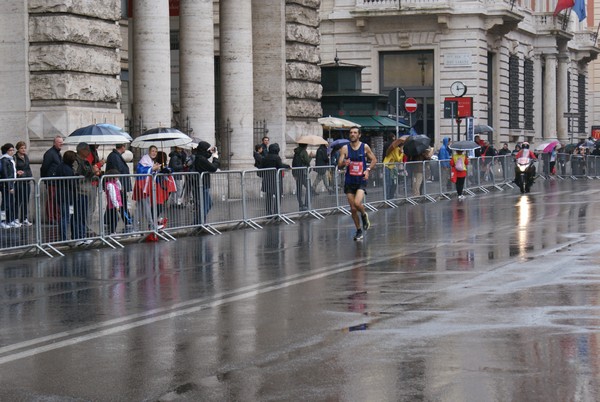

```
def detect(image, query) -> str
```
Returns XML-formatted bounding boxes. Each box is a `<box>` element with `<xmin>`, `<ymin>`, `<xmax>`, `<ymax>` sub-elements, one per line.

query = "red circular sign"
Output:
<box><xmin>405</xmin><ymin>97</ymin><xmax>417</xmax><ymax>113</ymax></box>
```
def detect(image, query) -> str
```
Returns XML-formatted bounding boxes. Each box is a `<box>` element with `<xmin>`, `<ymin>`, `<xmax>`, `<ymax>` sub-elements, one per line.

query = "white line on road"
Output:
<box><xmin>0</xmin><ymin>253</ymin><xmax>395</xmax><ymax>366</ymax></box>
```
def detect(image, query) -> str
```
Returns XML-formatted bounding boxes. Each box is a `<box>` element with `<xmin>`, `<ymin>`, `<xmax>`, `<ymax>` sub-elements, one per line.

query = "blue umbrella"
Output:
<box><xmin>327</xmin><ymin>138</ymin><xmax>350</xmax><ymax>155</ymax></box>
<box><xmin>64</xmin><ymin>124</ymin><xmax>132</xmax><ymax>145</ymax></box>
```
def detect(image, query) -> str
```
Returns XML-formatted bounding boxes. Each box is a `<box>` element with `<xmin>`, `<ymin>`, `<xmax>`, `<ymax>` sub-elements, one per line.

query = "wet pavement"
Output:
<box><xmin>2</xmin><ymin>179</ymin><xmax>600</xmax><ymax>400</ymax></box>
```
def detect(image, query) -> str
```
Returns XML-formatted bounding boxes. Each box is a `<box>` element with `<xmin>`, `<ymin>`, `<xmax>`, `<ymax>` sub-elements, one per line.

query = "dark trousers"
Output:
<box><xmin>45</xmin><ymin>184</ymin><xmax>60</xmax><ymax>223</ymax></box>
<box><xmin>455</xmin><ymin>176</ymin><xmax>466</xmax><ymax>196</ymax></box>
<box><xmin>15</xmin><ymin>181</ymin><xmax>31</xmax><ymax>222</ymax></box>
<box><xmin>1</xmin><ymin>186</ymin><xmax>16</xmax><ymax>223</ymax></box>
<box><xmin>105</xmin><ymin>207</ymin><xmax>119</xmax><ymax>234</ymax></box>
<box><xmin>59</xmin><ymin>202</ymin><xmax>71</xmax><ymax>241</ymax></box>
<box><xmin>295</xmin><ymin>178</ymin><xmax>308</xmax><ymax>208</ymax></box>
<box><xmin>72</xmin><ymin>194</ymin><xmax>89</xmax><ymax>239</ymax></box>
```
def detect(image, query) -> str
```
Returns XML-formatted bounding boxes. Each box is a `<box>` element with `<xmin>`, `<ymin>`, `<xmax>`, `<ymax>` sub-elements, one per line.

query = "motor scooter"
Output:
<box><xmin>514</xmin><ymin>157</ymin><xmax>536</xmax><ymax>193</ymax></box>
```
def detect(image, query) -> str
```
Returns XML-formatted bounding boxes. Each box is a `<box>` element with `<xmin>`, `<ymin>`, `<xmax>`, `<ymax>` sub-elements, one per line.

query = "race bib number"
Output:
<box><xmin>348</xmin><ymin>161</ymin><xmax>364</xmax><ymax>176</ymax></box>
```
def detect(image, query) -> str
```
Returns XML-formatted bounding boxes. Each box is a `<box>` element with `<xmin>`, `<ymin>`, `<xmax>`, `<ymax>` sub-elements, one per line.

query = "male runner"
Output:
<box><xmin>338</xmin><ymin>126</ymin><xmax>377</xmax><ymax>240</ymax></box>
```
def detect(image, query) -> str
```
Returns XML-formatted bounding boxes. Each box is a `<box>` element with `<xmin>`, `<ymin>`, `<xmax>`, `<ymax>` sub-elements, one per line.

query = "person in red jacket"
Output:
<box><xmin>450</xmin><ymin>150</ymin><xmax>469</xmax><ymax>200</ymax></box>
<box><xmin>514</xmin><ymin>142</ymin><xmax>537</xmax><ymax>160</ymax></box>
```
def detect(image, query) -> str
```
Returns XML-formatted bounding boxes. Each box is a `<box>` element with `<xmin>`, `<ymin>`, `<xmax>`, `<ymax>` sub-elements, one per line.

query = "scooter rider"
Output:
<box><xmin>514</xmin><ymin>142</ymin><xmax>537</xmax><ymax>183</ymax></box>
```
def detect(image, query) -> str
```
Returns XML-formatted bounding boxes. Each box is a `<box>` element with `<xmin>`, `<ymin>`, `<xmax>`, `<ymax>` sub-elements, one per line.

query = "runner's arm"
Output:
<box><xmin>364</xmin><ymin>145</ymin><xmax>377</xmax><ymax>171</ymax></box>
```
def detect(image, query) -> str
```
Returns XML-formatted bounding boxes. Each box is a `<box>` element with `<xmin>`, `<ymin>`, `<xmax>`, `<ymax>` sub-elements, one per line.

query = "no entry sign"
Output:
<box><xmin>405</xmin><ymin>97</ymin><xmax>417</xmax><ymax>113</ymax></box>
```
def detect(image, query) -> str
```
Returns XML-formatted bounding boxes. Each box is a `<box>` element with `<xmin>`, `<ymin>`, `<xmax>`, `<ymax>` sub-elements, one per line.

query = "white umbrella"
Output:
<box><xmin>296</xmin><ymin>135</ymin><xmax>328</xmax><ymax>146</ymax></box>
<box><xmin>318</xmin><ymin>116</ymin><xmax>360</xmax><ymax>129</ymax></box>
<box><xmin>131</xmin><ymin>127</ymin><xmax>192</xmax><ymax>149</ymax></box>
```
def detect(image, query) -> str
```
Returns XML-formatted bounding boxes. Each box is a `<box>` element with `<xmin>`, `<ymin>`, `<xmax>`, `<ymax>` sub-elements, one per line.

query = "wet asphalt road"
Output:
<box><xmin>2</xmin><ymin>179</ymin><xmax>600</xmax><ymax>401</ymax></box>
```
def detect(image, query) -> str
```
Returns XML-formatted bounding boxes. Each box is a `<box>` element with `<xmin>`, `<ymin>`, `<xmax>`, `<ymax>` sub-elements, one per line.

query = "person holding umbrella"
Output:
<box><xmin>337</xmin><ymin>126</ymin><xmax>377</xmax><ymax>240</ymax></box>
<box><xmin>133</xmin><ymin>146</ymin><xmax>163</xmax><ymax>230</ymax></box>
<box><xmin>450</xmin><ymin>150</ymin><xmax>469</xmax><ymax>200</ymax></box>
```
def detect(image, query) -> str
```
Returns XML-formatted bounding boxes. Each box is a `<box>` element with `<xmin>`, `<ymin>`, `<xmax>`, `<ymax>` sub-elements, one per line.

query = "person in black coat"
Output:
<box><xmin>0</xmin><ymin>143</ymin><xmax>18</xmax><ymax>228</ymax></box>
<box><xmin>54</xmin><ymin>150</ymin><xmax>77</xmax><ymax>241</ymax></box>
<box><xmin>193</xmin><ymin>141</ymin><xmax>220</xmax><ymax>224</ymax></box>
<box><xmin>105</xmin><ymin>144</ymin><xmax>133</xmax><ymax>226</ymax></box>
<box><xmin>14</xmin><ymin>141</ymin><xmax>33</xmax><ymax>226</ymax></box>
<box><xmin>312</xmin><ymin>143</ymin><xmax>332</xmax><ymax>194</ymax></box>
<box><xmin>168</xmin><ymin>146</ymin><xmax>187</xmax><ymax>206</ymax></box>
<box><xmin>253</xmin><ymin>144</ymin><xmax>264</xmax><ymax>169</ymax></box>
<box><xmin>259</xmin><ymin>143</ymin><xmax>290</xmax><ymax>215</ymax></box>
<box><xmin>40</xmin><ymin>136</ymin><xmax>64</xmax><ymax>223</ymax></box>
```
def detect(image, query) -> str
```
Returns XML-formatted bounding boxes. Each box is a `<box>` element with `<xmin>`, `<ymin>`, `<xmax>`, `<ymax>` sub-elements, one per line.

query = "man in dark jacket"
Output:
<box><xmin>105</xmin><ymin>144</ymin><xmax>133</xmax><ymax>226</ymax></box>
<box><xmin>193</xmin><ymin>140</ymin><xmax>220</xmax><ymax>224</ymax></box>
<box><xmin>312</xmin><ymin>143</ymin><xmax>332</xmax><ymax>194</ymax></box>
<box><xmin>260</xmin><ymin>143</ymin><xmax>290</xmax><ymax>215</ymax></box>
<box><xmin>40</xmin><ymin>136</ymin><xmax>64</xmax><ymax>223</ymax></box>
<box><xmin>71</xmin><ymin>142</ymin><xmax>100</xmax><ymax>242</ymax></box>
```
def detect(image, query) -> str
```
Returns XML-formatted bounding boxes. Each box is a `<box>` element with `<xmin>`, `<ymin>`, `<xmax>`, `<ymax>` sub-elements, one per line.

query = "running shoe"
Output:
<box><xmin>353</xmin><ymin>229</ymin><xmax>363</xmax><ymax>241</ymax></box>
<box><xmin>361</xmin><ymin>213</ymin><xmax>370</xmax><ymax>230</ymax></box>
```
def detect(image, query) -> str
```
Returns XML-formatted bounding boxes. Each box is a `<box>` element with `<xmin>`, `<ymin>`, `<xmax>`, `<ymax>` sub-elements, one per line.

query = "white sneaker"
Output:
<box><xmin>23</xmin><ymin>219</ymin><xmax>33</xmax><ymax>226</ymax></box>
<box><xmin>9</xmin><ymin>221</ymin><xmax>21</xmax><ymax>228</ymax></box>
<box><xmin>14</xmin><ymin>219</ymin><xmax>20</xmax><ymax>224</ymax></box>
<box><xmin>0</xmin><ymin>222</ymin><xmax>10</xmax><ymax>229</ymax></box>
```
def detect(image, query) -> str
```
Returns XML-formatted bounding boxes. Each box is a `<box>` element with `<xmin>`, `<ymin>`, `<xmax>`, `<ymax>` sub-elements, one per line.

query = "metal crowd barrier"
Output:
<box><xmin>2</xmin><ymin>153</ymin><xmax>592</xmax><ymax>258</ymax></box>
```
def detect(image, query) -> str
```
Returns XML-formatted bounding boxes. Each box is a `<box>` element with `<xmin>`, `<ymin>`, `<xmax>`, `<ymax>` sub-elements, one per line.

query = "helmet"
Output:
<box><xmin>522</xmin><ymin>142</ymin><xmax>529</xmax><ymax>149</ymax></box>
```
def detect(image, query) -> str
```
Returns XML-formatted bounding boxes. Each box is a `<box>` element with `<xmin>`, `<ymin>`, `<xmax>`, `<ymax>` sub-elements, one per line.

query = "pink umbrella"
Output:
<box><xmin>543</xmin><ymin>140</ymin><xmax>561</xmax><ymax>153</ymax></box>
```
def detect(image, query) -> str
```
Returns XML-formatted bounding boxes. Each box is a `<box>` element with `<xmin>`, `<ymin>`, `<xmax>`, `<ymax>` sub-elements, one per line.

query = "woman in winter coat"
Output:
<box><xmin>0</xmin><ymin>143</ymin><xmax>18</xmax><ymax>228</ymax></box>
<box><xmin>13</xmin><ymin>141</ymin><xmax>33</xmax><ymax>226</ymax></box>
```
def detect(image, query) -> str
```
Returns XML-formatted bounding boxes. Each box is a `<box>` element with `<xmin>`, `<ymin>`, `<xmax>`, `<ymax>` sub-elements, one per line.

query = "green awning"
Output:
<box><xmin>372</xmin><ymin>116</ymin><xmax>410</xmax><ymax>129</ymax></box>
<box><xmin>341</xmin><ymin>116</ymin><xmax>410</xmax><ymax>130</ymax></box>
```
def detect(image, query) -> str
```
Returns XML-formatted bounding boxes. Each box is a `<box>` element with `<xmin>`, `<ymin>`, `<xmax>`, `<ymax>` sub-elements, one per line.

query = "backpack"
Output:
<box><xmin>455</xmin><ymin>156</ymin><xmax>465</xmax><ymax>172</ymax></box>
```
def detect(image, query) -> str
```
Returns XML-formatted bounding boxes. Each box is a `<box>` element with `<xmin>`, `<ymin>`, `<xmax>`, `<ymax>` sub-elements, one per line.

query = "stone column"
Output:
<box><xmin>252</xmin><ymin>0</ymin><xmax>286</xmax><ymax>149</ymax></box>
<box><xmin>543</xmin><ymin>54</ymin><xmax>557</xmax><ymax>140</ymax></box>
<box><xmin>220</xmin><ymin>0</ymin><xmax>254</xmax><ymax>169</ymax></box>
<box><xmin>533</xmin><ymin>54</ymin><xmax>543</xmax><ymax>140</ymax></box>
<box><xmin>132</xmin><ymin>0</ymin><xmax>171</xmax><ymax>132</ymax></box>
<box><xmin>179</xmin><ymin>0</ymin><xmax>215</xmax><ymax>143</ymax></box>
<box><xmin>556</xmin><ymin>54</ymin><xmax>569</xmax><ymax>142</ymax></box>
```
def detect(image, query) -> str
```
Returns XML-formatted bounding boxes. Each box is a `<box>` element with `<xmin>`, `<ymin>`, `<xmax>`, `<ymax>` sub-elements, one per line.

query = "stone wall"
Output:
<box><xmin>28</xmin><ymin>2</ymin><xmax>121</xmax><ymax>104</ymax></box>
<box><xmin>27</xmin><ymin>0</ymin><xmax>123</xmax><ymax>157</ymax></box>
<box><xmin>285</xmin><ymin>0</ymin><xmax>322</xmax><ymax>139</ymax></box>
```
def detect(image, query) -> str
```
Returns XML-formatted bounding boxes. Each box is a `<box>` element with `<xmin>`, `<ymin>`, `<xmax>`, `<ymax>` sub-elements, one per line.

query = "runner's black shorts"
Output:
<box><xmin>344</xmin><ymin>183</ymin><xmax>368</xmax><ymax>195</ymax></box>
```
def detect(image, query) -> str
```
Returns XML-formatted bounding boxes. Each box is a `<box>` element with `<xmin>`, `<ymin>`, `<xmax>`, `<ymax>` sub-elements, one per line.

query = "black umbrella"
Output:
<box><xmin>474</xmin><ymin>124</ymin><xmax>493</xmax><ymax>134</ymax></box>
<box><xmin>403</xmin><ymin>135</ymin><xmax>431</xmax><ymax>157</ymax></box>
<box><xmin>449</xmin><ymin>140</ymin><xmax>481</xmax><ymax>151</ymax></box>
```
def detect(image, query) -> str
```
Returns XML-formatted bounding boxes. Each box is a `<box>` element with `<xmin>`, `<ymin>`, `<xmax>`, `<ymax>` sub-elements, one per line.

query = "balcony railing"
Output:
<box><xmin>356</xmin><ymin>0</ymin><xmax>518</xmax><ymax>11</ymax></box>
<box><xmin>356</xmin><ymin>0</ymin><xmax>443</xmax><ymax>10</ymax></box>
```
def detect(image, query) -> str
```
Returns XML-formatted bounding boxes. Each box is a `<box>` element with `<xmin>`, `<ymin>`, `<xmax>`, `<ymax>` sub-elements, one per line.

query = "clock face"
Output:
<box><xmin>451</xmin><ymin>81</ymin><xmax>467</xmax><ymax>97</ymax></box>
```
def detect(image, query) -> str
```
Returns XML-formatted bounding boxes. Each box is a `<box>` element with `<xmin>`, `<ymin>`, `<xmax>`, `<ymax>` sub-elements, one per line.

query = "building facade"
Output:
<box><xmin>320</xmin><ymin>0</ymin><xmax>599</xmax><ymax>147</ymax></box>
<box><xmin>1</xmin><ymin>0</ymin><xmax>598</xmax><ymax>169</ymax></box>
<box><xmin>0</xmin><ymin>0</ymin><xmax>323</xmax><ymax>169</ymax></box>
